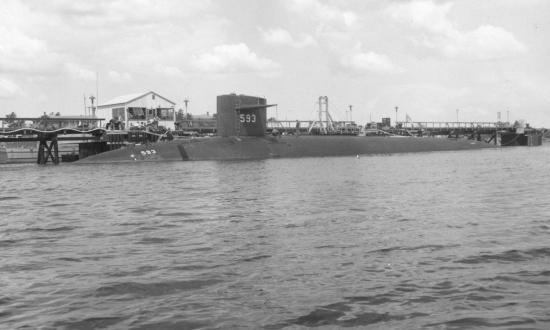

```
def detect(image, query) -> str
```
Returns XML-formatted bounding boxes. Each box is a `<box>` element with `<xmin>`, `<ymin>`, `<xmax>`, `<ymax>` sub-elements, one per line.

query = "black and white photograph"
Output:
<box><xmin>1</xmin><ymin>0</ymin><xmax>549</xmax><ymax>329</ymax></box>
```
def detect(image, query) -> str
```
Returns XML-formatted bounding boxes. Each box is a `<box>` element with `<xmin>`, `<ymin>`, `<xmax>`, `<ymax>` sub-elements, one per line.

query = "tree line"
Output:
<box><xmin>3</xmin><ymin>112</ymin><xmax>61</xmax><ymax>129</ymax></box>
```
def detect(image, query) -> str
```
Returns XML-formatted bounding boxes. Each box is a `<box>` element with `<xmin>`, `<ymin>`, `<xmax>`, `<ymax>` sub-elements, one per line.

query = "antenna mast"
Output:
<box><xmin>95</xmin><ymin>72</ymin><xmax>99</xmax><ymax>117</ymax></box>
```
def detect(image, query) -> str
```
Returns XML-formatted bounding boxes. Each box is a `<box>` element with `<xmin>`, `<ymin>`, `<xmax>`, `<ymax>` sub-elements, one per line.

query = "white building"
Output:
<box><xmin>97</xmin><ymin>91</ymin><xmax>176</xmax><ymax>130</ymax></box>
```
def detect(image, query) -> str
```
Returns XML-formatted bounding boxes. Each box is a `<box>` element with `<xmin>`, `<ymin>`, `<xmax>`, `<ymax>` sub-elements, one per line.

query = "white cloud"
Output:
<box><xmin>0</xmin><ymin>1</ymin><xmax>65</xmax><ymax>75</ymax></box>
<box><xmin>444</xmin><ymin>25</ymin><xmax>527</xmax><ymax>60</ymax></box>
<box><xmin>387</xmin><ymin>0</ymin><xmax>526</xmax><ymax>60</ymax></box>
<box><xmin>0</xmin><ymin>27</ymin><xmax>61</xmax><ymax>74</ymax></box>
<box><xmin>0</xmin><ymin>77</ymin><xmax>22</xmax><ymax>98</ymax></box>
<box><xmin>192</xmin><ymin>43</ymin><xmax>281</xmax><ymax>75</ymax></box>
<box><xmin>339</xmin><ymin>44</ymin><xmax>399</xmax><ymax>74</ymax></box>
<box><xmin>154</xmin><ymin>65</ymin><xmax>185</xmax><ymax>78</ymax></box>
<box><xmin>37</xmin><ymin>0</ymin><xmax>213</xmax><ymax>28</ymax></box>
<box><xmin>387</xmin><ymin>0</ymin><xmax>454</xmax><ymax>34</ymax></box>
<box><xmin>282</xmin><ymin>0</ymin><xmax>359</xmax><ymax>60</ymax></box>
<box><xmin>65</xmin><ymin>63</ymin><xmax>96</xmax><ymax>81</ymax></box>
<box><xmin>286</xmin><ymin>0</ymin><xmax>357</xmax><ymax>29</ymax></box>
<box><xmin>108</xmin><ymin>70</ymin><xmax>132</xmax><ymax>83</ymax></box>
<box><xmin>259</xmin><ymin>27</ymin><xmax>317</xmax><ymax>48</ymax></box>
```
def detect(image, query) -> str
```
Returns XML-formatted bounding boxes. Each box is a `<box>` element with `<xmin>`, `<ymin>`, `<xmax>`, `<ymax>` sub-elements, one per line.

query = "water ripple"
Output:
<box><xmin>269</xmin><ymin>300</ymin><xmax>428</xmax><ymax>328</ymax></box>
<box><xmin>426</xmin><ymin>316</ymin><xmax>536</xmax><ymax>329</ymax></box>
<box><xmin>24</xmin><ymin>226</ymin><xmax>78</xmax><ymax>232</ymax></box>
<box><xmin>53</xmin><ymin>316</ymin><xmax>125</xmax><ymax>330</ymax></box>
<box><xmin>370</xmin><ymin>244</ymin><xmax>459</xmax><ymax>253</ymax></box>
<box><xmin>0</xmin><ymin>196</ymin><xmax>20</xmax><ymax>201</ymax></box>
<box><xmin>2</xmin><ymin>150</ymin><xmax>550</xmax><ymax>329</ymax></box>
<box><xmin>136</xmin><ymin>237</ymin><xmax>175</xmax><ymax>244</ymax></box>
<box><xmin>95</xmin><ymin>279</ymin><xmax>222</xmax><ymax>298</ymax></box>
<box><xmin>456</xmin><ymin>247</ymin><xmax>550</xmax><ymax>264</ymax></box>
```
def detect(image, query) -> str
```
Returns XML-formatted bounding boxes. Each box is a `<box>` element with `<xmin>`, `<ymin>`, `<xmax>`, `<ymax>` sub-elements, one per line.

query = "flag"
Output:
<box><xmin>406</xmin><ymin>113</ymin><xmax>412</xmax><ymax>122</ymax></box>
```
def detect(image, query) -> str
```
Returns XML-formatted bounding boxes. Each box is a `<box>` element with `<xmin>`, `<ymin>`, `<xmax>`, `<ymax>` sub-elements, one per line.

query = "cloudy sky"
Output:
<box><xmin>1</xmin><ymin>0</ymin><xmax>549</xmax><ymax>127</ymax></box>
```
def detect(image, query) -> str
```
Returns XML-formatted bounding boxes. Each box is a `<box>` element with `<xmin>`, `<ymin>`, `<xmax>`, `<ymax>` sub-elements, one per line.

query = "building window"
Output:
<box><xmin>152</xmin><ymin>94</ymin><xmax>155</xmax><ymax>100</ymax></box>
<box><xmin>157</xmin><ymin>108</ymin><xmax>174</xmax><ymax>120</ymax></box>
<box><xmin>128</xmin><ymin>107</ymin><xmax>146</xmax><ymax>120</ymax></box>
<box><xmin>112</xmin><ymin>107</ymin><xmax>125</xmax><ymax>120</ymax></box>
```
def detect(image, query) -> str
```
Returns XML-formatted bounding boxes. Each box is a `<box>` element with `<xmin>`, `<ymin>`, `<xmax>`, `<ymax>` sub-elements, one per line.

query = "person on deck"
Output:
<box><xmin>108</xmin><ymin>118</ymin><xmax>117</xmax><ymax>130</ymax></box>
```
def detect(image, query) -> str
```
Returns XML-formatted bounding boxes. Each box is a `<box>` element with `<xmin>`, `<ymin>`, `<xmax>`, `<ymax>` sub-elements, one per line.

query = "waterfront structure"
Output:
<box><xmin>0</xmin><ymin>116</ymin><xmax>106</xmax><ymax>164</ymax></box>
<box><xmin>176</xmin><ymin>113</ymin><xmax>217</xmax><ymax>132</ymax></box>
<box><xmin>0</xmin><ymin>144</ymin><xmax>7</xmax><ymax>164</ymax></box>
<box><xmin>308</xmin><ymin>96</ymin><xmax>335</xmax><ymax>134</ymax></box>
<box><xmin>0</xmin><ymin>116</ymin><xmax>101</xmax><ymax>131</ymax></box>
<box><xmin>43</xmin><ymin>116</ymin><xmax>102</xmax><ymax>129</ymax></box>
<box><xmin>97</xmin><ymin>91</ymin><xmax>176</xmax><ymax>130</ymax></box>
<box><xmin>0</xmin><ymin>126</ymin><xmax>105</xmax><ymax>164</ymax></box>
<box><xmin>1</xmin><ymin>94</ymin><xmax>542</xmax><ymax>164</ymax></box>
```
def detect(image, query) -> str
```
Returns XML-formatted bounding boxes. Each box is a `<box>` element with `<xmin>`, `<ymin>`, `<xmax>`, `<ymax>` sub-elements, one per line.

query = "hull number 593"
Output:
<box><xmin>240</xmin><ymin>114</ymin><xmax>256</xmax><ymax>123</ymax></box>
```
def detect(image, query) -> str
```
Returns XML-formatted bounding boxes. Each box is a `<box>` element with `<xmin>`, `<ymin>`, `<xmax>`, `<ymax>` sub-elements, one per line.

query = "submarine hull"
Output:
<box><xmin>77</xmin><ymin>135</ymin><xmax>494</xmax><ymax>163</ymax></box>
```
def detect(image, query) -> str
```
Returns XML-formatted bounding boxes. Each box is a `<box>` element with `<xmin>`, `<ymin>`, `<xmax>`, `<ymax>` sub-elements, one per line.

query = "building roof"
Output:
<box><xmin>98</xmin><ymin>91</ymin><xmax>176</xmax><ymax>108</ymax></box>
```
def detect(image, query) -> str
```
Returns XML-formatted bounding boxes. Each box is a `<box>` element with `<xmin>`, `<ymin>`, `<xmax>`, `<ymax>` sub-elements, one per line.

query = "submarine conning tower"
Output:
<box><xmin>216</xmin><ymin>93</ymin><xmax>275</xmax><ymax>137</ymax></box>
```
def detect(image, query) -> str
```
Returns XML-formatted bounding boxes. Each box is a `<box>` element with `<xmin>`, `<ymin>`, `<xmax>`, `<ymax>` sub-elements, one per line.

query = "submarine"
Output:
<box><xmin>78</xmin><ymin>94</ymin><xmax>494</xmax><ymax>163</ymax></box>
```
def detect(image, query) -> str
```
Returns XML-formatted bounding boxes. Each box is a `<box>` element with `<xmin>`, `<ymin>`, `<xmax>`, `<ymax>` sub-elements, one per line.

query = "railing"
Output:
<box><xmin>1</xmin><ymin>117</ymin><xmax>105</xmax><ymax>132</ymax></box>
<box><xmin>397</xmin><ymin>121</ymin><xmax>512</xmax><ymax>129</ymax></box>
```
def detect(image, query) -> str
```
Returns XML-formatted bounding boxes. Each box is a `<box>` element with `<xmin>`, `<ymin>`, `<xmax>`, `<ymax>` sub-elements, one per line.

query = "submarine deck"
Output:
<box><xmin>76</xmin><ymin>135</ymin><xmax>494</xmax><ymax>163</ymax></box>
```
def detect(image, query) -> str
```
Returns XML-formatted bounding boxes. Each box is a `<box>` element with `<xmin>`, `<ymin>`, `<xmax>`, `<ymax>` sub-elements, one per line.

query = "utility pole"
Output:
<box><xmin>348</xmin><ymin>105</ymin><xmax>353</xmax><ymax>122</ymax></box>
<box><xmin>89</xmin><ymin>95</ymin><xmax>95</xmax><ymax>117</ymax></box>
<box><xmin>95</xmin><ymin>72</ymin><xmax>99</xmax><ymax>118</ymax></box>
<box><xmin>395</xmin><ymin>106</ymin><xmax>398</xmax><ymax>127</ymax></box>
<box><xmin>184</xmin><ymin>98</ymin><xmax>189</xmax><ymax>116</ymax></box>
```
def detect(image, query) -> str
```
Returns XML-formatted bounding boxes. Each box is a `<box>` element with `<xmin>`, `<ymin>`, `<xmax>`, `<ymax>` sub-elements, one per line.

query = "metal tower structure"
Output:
<box><xmin>309</xmin><ymin>96</ymin><xmax>336</xmax><ymax>134</ymax></box>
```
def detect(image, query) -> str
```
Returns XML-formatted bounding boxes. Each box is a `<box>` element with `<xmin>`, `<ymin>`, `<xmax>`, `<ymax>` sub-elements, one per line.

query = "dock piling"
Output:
<box><xmin>36</xmin><ymin>134</ymin><xmax>59</xmax><ymax>165</ymax></box>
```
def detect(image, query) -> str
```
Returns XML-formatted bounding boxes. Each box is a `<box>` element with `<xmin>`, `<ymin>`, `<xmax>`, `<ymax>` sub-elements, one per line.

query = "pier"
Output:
<box><xmin>267</xmin><ymin>119</ymin><xmax>359</xmax><ymax>135</ymax></box>
<box><xmin>0</xmin><ymin>127</ymin><xmax>104</xmax><ymax>164</ymax></box>
<box><xmin>268</xmin><ymin>120</ymin><xmax>511</xmax><ymax>137</ymax></box>
<box><xmin>0</xmin><ymin>115</ymin><xmax>183</xmax><ymax>164</ymax></box>
<box><xmin>0</xmin><ymin>114</ymin><xmax>211</xmax><ymax>164</ymax></box>
<box><xmin>397</xmin><ymin>121</ymin><xmax>511</xmax><ymax>135</ymax></box>
<box><xmin>1</xmin><ymin>116</ymin><xmax>107</xmax><ymax>164</ymax></box>
<box><xmin>393</xmin><ymin>121</ymin><xmax>542</xmax><ymax>146</ymax></box>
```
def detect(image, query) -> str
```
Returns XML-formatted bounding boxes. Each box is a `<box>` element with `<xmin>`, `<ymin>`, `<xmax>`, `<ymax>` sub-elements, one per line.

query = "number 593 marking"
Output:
<box><xmin>240</xmin><ymin>113</ymin><xmax>256</xmax><ymax>123</ymax></box>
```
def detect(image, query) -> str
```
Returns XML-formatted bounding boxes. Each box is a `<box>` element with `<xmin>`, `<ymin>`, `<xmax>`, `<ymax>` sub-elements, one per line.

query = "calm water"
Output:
<box><xmin>1</xmin><ymin>146</ymin><xmax>550</xmax><ymax>329</ymax></box>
